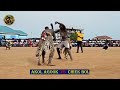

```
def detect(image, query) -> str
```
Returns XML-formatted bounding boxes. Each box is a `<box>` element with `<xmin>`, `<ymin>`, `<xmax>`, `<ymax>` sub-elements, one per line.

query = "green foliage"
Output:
<box><xmin>70</xmin><ymin>32</ymin><xmax>77</xmax><ymax>41</ymax></box>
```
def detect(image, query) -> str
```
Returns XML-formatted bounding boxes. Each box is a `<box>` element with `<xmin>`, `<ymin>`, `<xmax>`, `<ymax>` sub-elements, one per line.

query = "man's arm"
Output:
<box><xmin>54</xmin><ymin>29</ymin><xmax>60</xmax><ymax>33</ymax></box>
<box><xmin>50</xmin><ymin>23</ymin><xmax>53</xmax><ymax>29</ymax></box>
<box><xmin>55</xmin><ymin>21</ymin><xmax>64</xmax><ymax>25</ymax></box>
<box><xmin>50</xmin><ymin>23</ymin><xmax>56</xmax><ymax>41</ymax></box>
<box><xmin>81</xmin><ymin>33</ymin><xmax>84</xmax><ymax>39</ymax></box>
<box><xmin>78</xmin><ymin>36</ymin><xmax>83</xmax><ymax>39</ymax></box>
<box><xmin>55</xmin><ymin>21</ymin><xmax>66</xmax><ymax>30</ymax></box>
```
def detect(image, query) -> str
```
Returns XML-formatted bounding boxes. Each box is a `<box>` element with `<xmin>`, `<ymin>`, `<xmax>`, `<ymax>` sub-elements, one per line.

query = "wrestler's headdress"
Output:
<box><xmin>45</xmin><ymin>26</ymin><xmax>49</xmax><ymax>30</ymax></box>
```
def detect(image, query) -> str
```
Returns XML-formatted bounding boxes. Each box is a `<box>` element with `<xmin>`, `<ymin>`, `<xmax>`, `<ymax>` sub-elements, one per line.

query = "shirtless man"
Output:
<box><xmin>55</xmin><ymin>21</ymin><xmax>73</xmax><ymax>60</ymax></box>
<box><xmin>36</xmin><ymin>23</ymin><xmax>56</xmax><ymax>66</ymax></box>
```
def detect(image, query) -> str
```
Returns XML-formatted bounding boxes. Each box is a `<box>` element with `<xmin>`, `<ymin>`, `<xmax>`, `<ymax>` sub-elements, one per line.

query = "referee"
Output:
<box><xmin>76</xmin><ymin>30</ymin><xmax>84</xmax><ymax>53</ymax></box>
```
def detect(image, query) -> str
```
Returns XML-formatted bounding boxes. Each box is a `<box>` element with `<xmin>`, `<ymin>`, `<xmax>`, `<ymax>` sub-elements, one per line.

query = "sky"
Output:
<box><xmin>0</xmin><ymin>11</ymin><xmax>120</xmax><ymax>40</ymax></box>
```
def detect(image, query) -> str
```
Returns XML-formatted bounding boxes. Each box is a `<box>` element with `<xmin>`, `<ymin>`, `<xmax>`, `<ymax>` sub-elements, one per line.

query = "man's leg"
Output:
<box><xmin>48</xmin><ymin>49</ymin><xmax>55</xmax><ymax>65</ymax></box>
<box><xmin>42</xmin><ymin>50</ymin><xmax>45</xmax><ymax>64</ymax></box>
<box><xmin>37</xmin><ymin>54</ymin><xmax>41</xmax><ymax>65</ymax></box>
<box><xmin>63</xmin><ymin>48</ymin><xmax>67</xmax><ymax>59</ymax></box>
<box><xmin>47</xmin><ymin>44</ymin><xmax>55</xmax><ymax>65</ymax></box>
<box><xmin>36</xmin><ymin>40</ymin><xmax>45</xmax><ymax>66</ymax></box>
<box><xmin>80</xmin><ymin>41</ymin><xmax>83</xmax><ymax>53</ymax></box>
<box><xmin>77</xmin><ymin>41</ymin><xmax>80</xmax><ymax>53</ymax></box>
<box><xmin>63</xmin><ymin>41</ymin><xmax>73</xmax><ymax>60</ymax></box>
<box><xmin>63</xmin><ymin>48</ymin><xmax>68</xmax><ymax>59</ymax></box>
<box><xmin>56</xmin><ymin>42</ymin><xmax>63</xmax><ymax>59</ymax></box>
<box><xmin>56</xmin><ymin>48</ymin><xmax>62</xmax><ymax>59</ymax></box>
<box><xmin>65</xmin><ymin>48</ymin><xmax>73</xmax><ymax>60</ymax></box>
<box><xmin>36</xmin><ymin>45</ymin><xmax>41</xmax><ymax>65</ymax></box>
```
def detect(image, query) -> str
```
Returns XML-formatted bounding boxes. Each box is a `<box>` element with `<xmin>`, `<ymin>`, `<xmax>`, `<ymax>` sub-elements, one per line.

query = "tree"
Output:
<box><xmin>70</xmin><ymin>32</ymin><xmax>77</xmax><ymax>41</ymax></box>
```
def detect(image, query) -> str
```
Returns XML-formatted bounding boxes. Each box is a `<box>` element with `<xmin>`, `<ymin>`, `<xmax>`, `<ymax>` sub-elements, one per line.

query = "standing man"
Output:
<box><xmin>5</xmin><ymin>40</ymin><xmax>11</xmax><ymax>50</ymax></box>
<box><xmin>103</xmin><ymin>39</ymin><xmax>109</xmax><ymax>50</ymax></box>
<box><xmin>55</xmin><ymin>21</ymin><xmax>73</xmax><ymax>60</ymax></box>
<box><xmin>76</xmin><ymin>30</ymin><xmax>84</xmax><ymax>53</ymax></box>
<box><xmin>36</xmin><ymin>23</ymin><xmax>56</xmax><ymax>66</ymax></box>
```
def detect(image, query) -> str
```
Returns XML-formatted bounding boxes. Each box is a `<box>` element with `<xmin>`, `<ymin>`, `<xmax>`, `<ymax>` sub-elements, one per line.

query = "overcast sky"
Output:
<box><xmin>0</xmin><ymin>11</ymin><xmax>120</xmax><ymax>40</ymax></box>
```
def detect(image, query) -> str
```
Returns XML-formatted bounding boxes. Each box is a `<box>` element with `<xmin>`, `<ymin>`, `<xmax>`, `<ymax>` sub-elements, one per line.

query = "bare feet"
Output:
<box><xmin>47</xmin><ymin>63</ymin><xmax>55</xmax><ymax>66</ymax></box>
<box><xmin>38</xmin><ymin>62</ymin><xmax>41</xmax><ymax>66</ymax></box>
<box><xmin>57</xmin><ymin>57</ymin><xmax>62</xmax><ymax>59</ymax></box>
<box><xmin>41</xmin><ymin>63</ymin><xmax>46</xmax><ymax>65</ymax></box>
<box><xmin>70</xmin><ymin>58</ymin><xmax>73</xmax><ymax>61</ymax></box>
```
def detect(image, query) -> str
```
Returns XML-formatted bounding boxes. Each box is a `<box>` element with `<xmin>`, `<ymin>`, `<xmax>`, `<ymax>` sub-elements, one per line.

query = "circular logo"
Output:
<box><xmin>4</xmin><ymin>15</ymin><xmax>15</xmax><ymax>25</ymax></box>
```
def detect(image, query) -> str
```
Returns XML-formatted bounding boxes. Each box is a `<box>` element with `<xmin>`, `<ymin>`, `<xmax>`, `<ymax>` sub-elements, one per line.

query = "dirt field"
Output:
<box><xmin>0</xmin><ymin>47</ymin><xmax>120</xmax><ymax>79</ymax></box>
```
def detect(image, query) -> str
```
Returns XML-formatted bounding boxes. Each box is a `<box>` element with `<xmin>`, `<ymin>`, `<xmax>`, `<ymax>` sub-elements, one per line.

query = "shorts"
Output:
<box><xmin>57</xmin><ymin>40</ymin><xmax>70</xmax><ymax>49</ymax></box>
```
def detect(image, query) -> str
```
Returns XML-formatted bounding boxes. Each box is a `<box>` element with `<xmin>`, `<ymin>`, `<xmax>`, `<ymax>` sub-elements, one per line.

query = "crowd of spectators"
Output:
<box><xmin>71</xmin><ymin>39</ymin><xmax>120</xmax><ymax>47</ymax></box>
<box><xmin>0</xmin><ymin>38</ymin><xmax>39</xmax><ymax>47</ymax></box>
<box><xmin>0</xmin><ymin>38</ymin><xmax>120</xmax><ymax>47</ymax></box>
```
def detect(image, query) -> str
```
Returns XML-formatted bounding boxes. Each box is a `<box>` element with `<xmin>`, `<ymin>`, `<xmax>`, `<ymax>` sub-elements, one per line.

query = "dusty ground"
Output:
<box><xmin>0</xmin><ymin>47</ymin><xmax>120</xmax><ymax>79</ymax></box>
